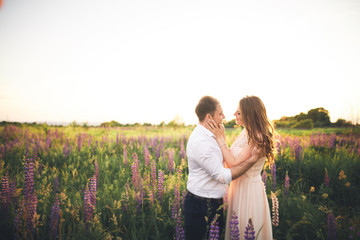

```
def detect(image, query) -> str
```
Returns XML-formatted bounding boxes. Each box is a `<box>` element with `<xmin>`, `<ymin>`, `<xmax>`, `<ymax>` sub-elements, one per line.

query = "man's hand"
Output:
<box><xmin>251</xmin><ymin>146</ymin><xmax>262</xmax><ymax>160</ymax></box>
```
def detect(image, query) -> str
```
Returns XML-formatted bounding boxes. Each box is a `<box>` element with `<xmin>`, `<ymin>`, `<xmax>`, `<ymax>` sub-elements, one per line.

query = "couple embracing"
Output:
<box><xmin>184</xmin><ymin>95</ymin><xmax>277</xmax><ymax>240</ymax></box>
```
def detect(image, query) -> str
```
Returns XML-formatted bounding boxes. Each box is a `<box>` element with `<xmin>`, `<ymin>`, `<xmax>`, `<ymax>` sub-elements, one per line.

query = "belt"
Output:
<box><xmin>187</xmin><ymin>191</ymin><xmax>223</xmax><ymax>203</ymax></box>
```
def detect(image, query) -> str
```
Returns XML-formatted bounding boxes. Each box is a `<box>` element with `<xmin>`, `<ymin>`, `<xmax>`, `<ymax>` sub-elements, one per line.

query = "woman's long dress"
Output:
<box><xmin>224</xmin><ymin>130</ymin><xmax>273</xmax><ymax>240</ymax></box>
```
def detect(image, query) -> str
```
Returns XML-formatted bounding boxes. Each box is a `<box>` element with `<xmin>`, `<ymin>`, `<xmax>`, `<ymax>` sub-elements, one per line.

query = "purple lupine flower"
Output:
<box><xmin>157</xmin><ymin>170</ymin><xmax>164</xmax><ymax>203</ymax></box>
<box><xmin>156</xmin><ymin>145</ymin><xmax>161</xmax><ymax>161</ymax></box>
<box><xmin>24</xmin><ymin>158</ymin><xmax>35</xmax><ymax>200</ymax></box>
<box><xmin>325</xmin><ymin>168</ymin><xmax>329</xmax><ymax>187</ymax></box>
<box><xmin>14</xmin><ymin>200</ymin><xmax>24</xmax><ymax>240</ymax></box>
<box><xmin>46</xmin><ymin>136</ymin><xmax>52</xmax><ymax>150</ymax></box>
<box><xmin>294</xmin><ymin>143</ymin><xmax>303</xmax><ymax>161</ymax></box>
<box><xmin>1</xmin><ymin>174</ymin><xmax>10</xmax><ymax>209</ymax></box>
<box><xmin>26</xmin><ymin>191</ymin><xmax>38</xmax><ymax>236</ymax></box>
<box><xmin>182</xmin><ymin>190</ymin><xmax>187</xmax><ymax>209</ymax></box>
<box><xmin>262</xmin><ymin>170</ymin><xmax>267</xmax><ymax>191</ymax></box>
<box><xmin>244</xmin><ymin>218</ymin><xmax>255</xmax><ymax>240</ymax></box>
<box><xmin>83</xmin><ymin>184</ymin><xmax>92</xmax><ymax>227</ymax></box>
<box><xmin>271</xmin><ymin>162</ymin><xmax>276</xmax><ymax>191</ymax></box>
<box><xmin>284</xmin><ymin>171</ymin><xmax>290</xmax><ymax>198</ymax></box>
<box><xmin>229</xmin><ymin>211</ymin><xmax>240</xmax><ymax>240</ymax></box>
<box><xmin>276</xmin><ymin>141</ymin><xmax>281</xmax><ymax>157</ymax></box>
<box><xmin>327</xmin><ymin>212</ymin><xmax>336</xmax><ymax>240</ymax></box>
<box><xmin>172</xmin><ymin>184</ymin><xmax>181</xmax><ymax>219</ymax></box>
<box><xmin>151</xmin><ymin>160</ymin><xmax>157</xmax><ymax>192</ymax></box>
<box><xmin>90</xmin><ymin>175</ymin><xmax>97</xmax><ymax>207</ymax></box>
<box><xmin>144</xmin><ymin>146</ymin><xmax>150</xmax><ymax>168</ymax></box>
<box><xmin>328</xmin><ymin>134</ymin><xmax>337</xmax><ymax>148</ymax></box>
<box><xmin>179</xmin><ymin>137</ymin><xmax>186</xmax><ymax>160</ymax></box>
<box><xmin>63</xmin><ymin>143</ymin><xmax>68</xmax><ymax>158</ymax></box>
<box><xmin>50</xmin><ymin>194</ymin><xmax>60</xmax><ymax>239</ymax></box>
<box><xmin>131</xmin><ymin>160</ymin><xmax>140</xmax><ymax>191</ymax></box>
<box><xmin>209</xmin><ymin>217</ymin><xmax>220</xmax><ymax>240</ymax></box>
<box><xmin>175</xmin><ymin>215</ymin><xmax>185</xmax><ymax>240</ymax></box>
<box><xmin>167</xmin><ymin>149</ymin><xmax>175</xmax><ymax>172</ymax></box>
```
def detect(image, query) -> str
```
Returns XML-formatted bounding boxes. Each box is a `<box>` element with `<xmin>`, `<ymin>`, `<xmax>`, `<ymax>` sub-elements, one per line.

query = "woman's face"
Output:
<box><xmin>234</xmin><ymin>106</ymin><xmax>244</xmax><ymax>126</ymax></box>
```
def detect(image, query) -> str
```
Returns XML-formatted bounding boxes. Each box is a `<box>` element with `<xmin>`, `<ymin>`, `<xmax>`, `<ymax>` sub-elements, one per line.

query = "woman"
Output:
<box><xmin>207</xmin><ymin>95</ymin><xmax>277</xmax><ymax>240</ymax></box>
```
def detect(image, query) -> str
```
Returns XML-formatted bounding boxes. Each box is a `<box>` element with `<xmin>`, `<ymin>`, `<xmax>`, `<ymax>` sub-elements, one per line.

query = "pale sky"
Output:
<box><xmin>1</xmin><ymin>0</ymin><xmax>359</xmax><ymax>125</ymax></box>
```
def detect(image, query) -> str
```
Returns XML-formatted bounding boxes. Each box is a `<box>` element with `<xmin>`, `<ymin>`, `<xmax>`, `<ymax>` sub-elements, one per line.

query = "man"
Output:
<box><xmin>184</xmin><ymin>96</ymin><xmax>260</xmax><ymax>240</ymax></box>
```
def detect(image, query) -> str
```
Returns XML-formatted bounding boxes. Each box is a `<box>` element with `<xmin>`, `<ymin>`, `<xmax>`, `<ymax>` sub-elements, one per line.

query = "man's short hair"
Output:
<box><xmin>195</xmin><ymin>96</ymin><xmax>219</xmax><ymax>122</ymax></box>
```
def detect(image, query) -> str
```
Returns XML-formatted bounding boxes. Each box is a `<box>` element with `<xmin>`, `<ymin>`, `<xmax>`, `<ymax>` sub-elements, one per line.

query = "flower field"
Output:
<box><xmin>0</xmin><ymin>125</ymin><xmax>359</xmax><ymax>239</ymax></box>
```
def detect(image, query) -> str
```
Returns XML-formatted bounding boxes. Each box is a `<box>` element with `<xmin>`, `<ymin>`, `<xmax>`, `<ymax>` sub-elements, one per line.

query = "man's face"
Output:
<box><xmin>211</xmin><ymin>104</ymin><xmax>225</xmax><ymax>125</ymax></box>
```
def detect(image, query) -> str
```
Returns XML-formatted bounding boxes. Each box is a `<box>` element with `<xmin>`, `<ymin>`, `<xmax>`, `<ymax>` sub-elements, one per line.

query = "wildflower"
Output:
<box><xmin>322</xmin><ymin>193</ymin><xmax>328</xmax><ymax>199</ymax></box>
<box><xmin>294</xmin><ymin>143</ymin><xmax>303</xmax><ymax>161</ymax></box>
<box><xmin>179</xmin><ymin>137</ymin><xmax>186</xmax><ymax>160</ymax></box>
<box><xmin>339</xmin><ymin>170</ymin><xmax>346</xmax><ymax>180</ymax></box>
<box><xmin>50</xmin><ymin>194</ymin><xmax>60</xmax><ymax>239</ymax></box>
<box><xmin>271</xmin><ymin>163</ymin><xmax>276</xmax><ymax>191</ymax></box>
<box><xmin>167</xmin><ymin>149</ymin><xmax>175</xmax><ymax>172</ymax></box>
<box><xmin>157</xmin><ymin>170</ymin><xmax>164</xmax><ymax>203</ymax></box>
<box><xmin>83</xmin><ymin>184</ymin><xmax>92</xmax><ymax>226</ymax></box>
<box><xmin>1</xmin><ymin>173</ymin><xmax>10</xmax><ymax>208</ymax></box>
<box><xmin>271</xmin><ymin>191</ymin><xmax>279</xmax><ymax>227</ymax></box>
<box><xmin>209</xmin><ymin>215</ymin><xmax>220</xmax><ymax>240</ymax></box>
<box><xmin>143</xmin><ymin>146</ymin><xmax>150</xmax><ymax>168</ymax></box>
<box><xmin>310</xmin><ymin>186</ymin><xmax>315</xmax><ymax>192</ymax></box>
<box><xmin>151</xmin><ymin>160</ymin><xmax>157</xmax><ymax>192</ymax></box>
<box><xmin>123</xmin><ymin>146</ymin><xmax>128</xmax><ymax>165</ymax></box>
<box><xmin>175</xmin><ymin>215</ymin><xmax>185</xmax><ymax>240</ymax></box>
<box><xmin>244</xmin><ymin>218</ymin><xmax>255</xmax><ymax>240</ymax></box>
<box><xmin>327</xmin><ymin>211</ymin><xmax>336</xmax><ymax>240</ymax></box>
<box><xmin>325</xmin><ymin>168</ymin><xmax>329</xmax><ymax>187</ymax></box>
<box><xmin>90</xmin><ymin>175</ymin><xmax>97</xmax><ymax>207</ymax></box>
<box><xmin>172</xmin><ymin>184</ymin><xmax>181</xmax><ymax>219</ymax></box>
<box><xmin>229</xmin><ymin>211</ymin><xmax>240</xmax><ymax>240</ymax></box>
<box><xmin>284</xmin><ymin>171</ymin><xmax>290</xmax><ymax>198</ymax></box>
<box><xmin>345</xmin><ymin>182</ymin><xmax>350</xmax><ymax>187</ymax></box>
<box><xmin>276</xmin><ymin>141</ymin><xmax>281</xmax><ymax>157</ymax></box>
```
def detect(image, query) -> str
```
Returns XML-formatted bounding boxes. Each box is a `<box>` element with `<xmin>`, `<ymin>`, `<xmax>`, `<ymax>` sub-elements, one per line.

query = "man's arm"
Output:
<box><xmin>229</xmin><ymin>147</ymin><xmax>261</xmax><ymax>180</ymax></box>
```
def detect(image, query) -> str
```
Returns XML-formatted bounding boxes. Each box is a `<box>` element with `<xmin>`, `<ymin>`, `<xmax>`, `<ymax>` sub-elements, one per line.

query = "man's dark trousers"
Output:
<box><xmin>184</xmin><ymin>191</ymin><xmax>224</xmax><ymax>240</ymax></box>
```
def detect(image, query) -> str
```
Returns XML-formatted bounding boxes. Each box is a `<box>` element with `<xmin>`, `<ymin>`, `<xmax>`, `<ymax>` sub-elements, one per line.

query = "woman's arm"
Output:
<box><xmin>207</xmin><ymin>121</ymin><xmax>254</xmax><ymax>168</ymax></box>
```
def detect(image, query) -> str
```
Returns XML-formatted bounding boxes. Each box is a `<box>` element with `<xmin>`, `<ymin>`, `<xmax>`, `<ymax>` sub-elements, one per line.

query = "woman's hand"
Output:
<box><xmin>206</xmin><ymin>120</ymin><xmax>226</xmax><ymax>143</ymax></box>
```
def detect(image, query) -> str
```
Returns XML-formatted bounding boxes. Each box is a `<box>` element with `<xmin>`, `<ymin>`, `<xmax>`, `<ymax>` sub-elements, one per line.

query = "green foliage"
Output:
<box><xmin>0</xmin><ymin>126</ymin><xmax>359</xmax><ymax>239</ymax></box>
<box><xmin>286</xmin><ymin>220</ymin><xmax>319</xmax><ymax>240</ymax></box>
<box><xmin>224</xmin><ymin>119</ymin><xmax>236</xmax><ymax>128</ymax></box>
<box><xmin>290</xmin><ymin>119</ymin><xmax>314</xmax><ymax>129</ymax></box>
<box><xmin>273</xmin><ymin>107</ymin><xmax>341</xmax><ymax>129</ymax></box>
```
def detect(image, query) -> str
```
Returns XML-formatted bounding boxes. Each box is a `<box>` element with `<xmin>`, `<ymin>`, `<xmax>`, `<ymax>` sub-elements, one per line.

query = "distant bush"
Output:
<box><xmin>224</xmin><ymin>119</ymin><xmax>236</xmax><ymax>128</ymax></box>
<box><xmin>333</xmin><ymin>118</ymin><xmax>353</xmax><ymax>127</ymax></box>
<box><xmin>291</xmin><ymin>119</ymin><xmax>314</xmax><ymax>129</ymax></box>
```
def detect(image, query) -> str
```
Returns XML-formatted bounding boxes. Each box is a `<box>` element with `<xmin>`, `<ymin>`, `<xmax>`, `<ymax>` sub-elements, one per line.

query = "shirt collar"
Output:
<box><xmin>197</xmin><ymin>123</ymin><xmax>215</xmax><ymax>138</ymax></box>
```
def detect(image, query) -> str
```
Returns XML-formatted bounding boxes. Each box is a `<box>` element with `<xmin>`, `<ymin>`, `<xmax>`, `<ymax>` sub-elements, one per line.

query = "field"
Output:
<box><xmin>0</xmin><ymin>124</ymin><xmax>360</xmax><ymax>239</ymax></box>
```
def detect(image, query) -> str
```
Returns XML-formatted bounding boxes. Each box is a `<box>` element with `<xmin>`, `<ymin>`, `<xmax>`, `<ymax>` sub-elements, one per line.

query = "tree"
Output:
<box><xmin>307</xmin><ymin>108</ymin><xmax>331</xmax><ymax>127</ymax></box>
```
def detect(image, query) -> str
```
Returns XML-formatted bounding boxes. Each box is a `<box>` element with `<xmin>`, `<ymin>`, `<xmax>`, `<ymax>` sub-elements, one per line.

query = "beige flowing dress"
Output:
<box><xmin>224</xmin><ymin>129</ymin><xmax>273</xmax><ymax>240</ymax></box>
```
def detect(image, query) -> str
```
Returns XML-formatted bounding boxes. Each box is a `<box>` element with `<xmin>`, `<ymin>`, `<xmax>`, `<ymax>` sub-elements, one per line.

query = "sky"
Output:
<box><xmin>0</xmin><ymin>0</ymin><xmax>359</xmax><ymax>125</ymax></box>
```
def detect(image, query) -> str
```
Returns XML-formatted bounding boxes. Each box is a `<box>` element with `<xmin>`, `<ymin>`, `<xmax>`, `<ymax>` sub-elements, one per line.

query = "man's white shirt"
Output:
<box><xmin>186</xmin><ymin>124</ymin><xmax>232</xmax><ymax>199</ymax></box>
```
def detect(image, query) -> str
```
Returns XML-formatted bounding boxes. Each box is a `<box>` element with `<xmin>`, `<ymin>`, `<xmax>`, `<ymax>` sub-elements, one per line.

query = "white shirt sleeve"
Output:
<box><xmin>196</xmin><ymin>144</ymin><xmax>232</xmax><ymax>184</ymax></box>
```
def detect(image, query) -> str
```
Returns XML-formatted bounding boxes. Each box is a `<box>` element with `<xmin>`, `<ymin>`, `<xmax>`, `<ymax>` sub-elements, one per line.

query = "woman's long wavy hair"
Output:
<box><xmin>239</xmin><ymin>96</ymin><xmax>278</xmax><ymax>166</ymax></box>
